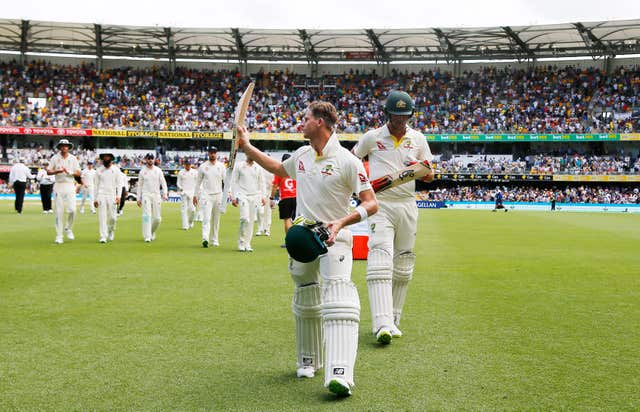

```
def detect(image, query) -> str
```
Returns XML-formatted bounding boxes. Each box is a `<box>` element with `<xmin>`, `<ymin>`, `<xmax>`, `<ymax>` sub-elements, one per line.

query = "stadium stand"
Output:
<box><xmin>1</xmin><ymin>61</ymin><xmax>639</xmax><ymax>133</ymax></box>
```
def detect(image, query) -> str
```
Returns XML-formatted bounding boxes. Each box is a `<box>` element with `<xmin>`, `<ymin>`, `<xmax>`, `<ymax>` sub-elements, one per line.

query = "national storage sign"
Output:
<box><xmin>1</xmin><ymin>126</ymin><xmax>638</xmax><ymax>142</ymax></box>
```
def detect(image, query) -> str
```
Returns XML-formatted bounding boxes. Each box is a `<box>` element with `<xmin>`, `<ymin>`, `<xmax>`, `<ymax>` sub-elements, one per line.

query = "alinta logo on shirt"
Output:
<box><xmin>298</xmin><ymin>161</ymin><xmax>305</xmax><ymax>172</ymax></box>
<box><xmin>376</xmin><ymin>141</ymin><xmax>387</xmax><ymax>151</ymax></box>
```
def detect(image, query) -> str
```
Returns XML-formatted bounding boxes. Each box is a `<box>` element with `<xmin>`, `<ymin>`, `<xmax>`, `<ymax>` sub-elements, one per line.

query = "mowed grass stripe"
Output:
<box><xmin>1</xmin><ymin>202</ymin><xmax>639</xmax><ymax>410</ymax></box>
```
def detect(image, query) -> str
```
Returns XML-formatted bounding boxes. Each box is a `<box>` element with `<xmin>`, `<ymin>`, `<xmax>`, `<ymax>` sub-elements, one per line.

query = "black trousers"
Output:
<box><xmin>13</xmin><ymin>181</ymin><xmax>26</xmax><ymax>213</ymax></box>
<box><xmin>40</xmin><ymin>184</ymin><xmax>53</xmax><ymax>211</ymax></box>
<box><xmin>118</xmin><ymin>187</ymin><xmax>127</xmax><ymax>212</ymax></box>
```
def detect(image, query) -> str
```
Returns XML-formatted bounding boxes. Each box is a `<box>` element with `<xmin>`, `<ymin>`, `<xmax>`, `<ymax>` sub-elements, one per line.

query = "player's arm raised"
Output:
<box><xmin>237</xmin><ymin>126</ymin><xmax>288</xmax><ymax>177</ymax></box>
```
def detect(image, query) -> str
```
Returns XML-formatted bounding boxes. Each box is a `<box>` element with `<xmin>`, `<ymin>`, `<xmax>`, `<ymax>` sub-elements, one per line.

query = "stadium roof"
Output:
<box><xmin>1</xmin><ymin>18</ymin><xmax>640</xmax><ymax>63</ymax></box>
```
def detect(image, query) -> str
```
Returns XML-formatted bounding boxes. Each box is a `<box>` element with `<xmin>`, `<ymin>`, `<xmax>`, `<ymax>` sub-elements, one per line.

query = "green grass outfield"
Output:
<box><xmin>1</xmin><ymin>201</ymin><xmax>639</xmax><ymax>411</ymax></box>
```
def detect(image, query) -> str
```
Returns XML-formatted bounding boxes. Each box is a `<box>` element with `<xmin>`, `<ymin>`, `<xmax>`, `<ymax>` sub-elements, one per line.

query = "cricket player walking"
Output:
<box><xmin>93</xmin><ymin>152</ymin><xmax>124</xmax><ymax>243</ymax></box>
<box><xmin>230</xmin><ymin>156</ymin><xmax>264</xmax><ymax>252</ymax></box>
<box><xmin>79</xmin><ymin>161</ymin><xmax>97</xmax><ymax>214</ymax></box>
<box><xmin>47</xmin><ymin>139</ymin><xmax>81</xmax><ymax>244</ymax></box>
<box><xmin>236</xmin><ymin>101</ymin><xmax>378</xmax><ymax>397</ymax></box>
<box><xmin>353</xmin><ymin>90</ymin><xmax>434</xmax><ymax>344</ymax></box>
<box><xmin>255</xmin><ymin>166</ymin><xmax>274</xmax><ymax>236</ymax></box>
<box><xmin>177</xmin><ymin>158</ymin><xmax>198</xmax><ymax>230</ymax></box>
<box><xmin>137</xmin><ymin>153</ymin><xmax>168</xmax><ymax>242</ymax></box>
<box><xmin>193</xmin><ymin>147</ymin><xmax>225</xmax><ymax>247</ymax></box>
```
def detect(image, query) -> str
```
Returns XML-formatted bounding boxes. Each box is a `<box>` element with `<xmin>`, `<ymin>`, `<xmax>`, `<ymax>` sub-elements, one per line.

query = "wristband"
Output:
<box><xmin>355</xmin><ymin>205</ymin><xmax>368</xmax><ymax>222</ymax></box>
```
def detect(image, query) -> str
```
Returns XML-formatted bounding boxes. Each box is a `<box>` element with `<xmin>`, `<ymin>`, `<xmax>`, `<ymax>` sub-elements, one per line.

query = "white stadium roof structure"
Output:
<box><xmin>1</xmin><ymin>18</ymin><xmax>640</xmax><ymax>65</ymax></box>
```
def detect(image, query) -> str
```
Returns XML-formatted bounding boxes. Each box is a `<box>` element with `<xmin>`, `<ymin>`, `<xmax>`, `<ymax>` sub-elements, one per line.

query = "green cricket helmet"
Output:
<box><xmin>384</xmin><ymin>90</ymin><xmax>415</xmax><ymax>116</ymax></box>
<box><xmin>285</xmin><ymin>224</ymin><xmax>329</xmax><ymax>263</ymax></box>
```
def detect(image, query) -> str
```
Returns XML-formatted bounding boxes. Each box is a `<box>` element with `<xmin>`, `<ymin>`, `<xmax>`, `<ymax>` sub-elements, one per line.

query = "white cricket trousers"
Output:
<box><xmin>80</xmin><ymin>186</ymin><xmax>95</xmax><ymax>213</ymax></box>
<box><xmin>256</xmin><ymin>200</ymin><xmax>272</xmax><ymax>233</ymax></box>
<box><xmin>289</xmin><ymin>230</ymin><xmax>360</xmax><ymax>388</ymax></box>
<box><xmin>181</xmin><ymin>192</ymin><xmax>196</xmax><ymax>229</ymax></box>
<box><xmin>201</xmin><ymin>193</ymin><xmax>222</xmax><ymax>243</ymax></box>
<box><xmin>141</xmin><ymin>193</ymin><xmax>162</xmax><ymax>240</ymax></box>
<box><xmin>54</xmin><ymin>183</ymin><xmax>76</xmax><ymax>238</ymax></box>
<box><xmin>97</xmin><ymin>195</ymin><xmax>117</xmax><ymax>240</ymax></box>
<box><xmin>237</xmin><ymin>193</ymin><xmax>260</xmax><ymax>249</ymax></box>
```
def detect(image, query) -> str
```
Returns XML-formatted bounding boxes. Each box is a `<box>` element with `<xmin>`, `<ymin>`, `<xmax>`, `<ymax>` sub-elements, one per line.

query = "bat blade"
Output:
<box><xmin>220</xmin><ymin>81</ymin><xmax>255</xmax><ymax>213</ymax></box>
<box><xmin>371</xmin><ymin>160</ymin><xmax>432</xmax><ymax>193</ymax></box>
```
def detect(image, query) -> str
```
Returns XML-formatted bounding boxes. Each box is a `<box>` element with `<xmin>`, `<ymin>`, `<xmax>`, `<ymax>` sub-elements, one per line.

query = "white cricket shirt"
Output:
<box><xmin>232</xmin><ymin>161</ymin><xmax>263</xmax><ymax>197</ymax></box>
<box><xmin>195</xmin><ymin>161</ymin><xmax>225</xmax><ymax>196</ymax></box>
<box><xmin>177</xmin><ymin>168</ymin><xmax>198</xmax><ymax>196</ymax></box>
<box><xmin>48</xmin><ymin>153</ymin><xmax>80</xmax><ymax>185</ymax></box>
<box><xmin>353</xmin><ymin>124</ymin><xmax>433</xmax><ymax>201</ymax></box>
<box><xmin>137</xmin><ymin>165</ymin><xmax>168</xmax><ymax>197</ymax></box>
<box><xmin>94</xmin><ymin>165</ymin><xmax>124</xmax><ymax>198</ymax></box>
<box><xmin>81</xmin><ymin>168</ymin><xmax>97</xmax><ymax>187</ymax></box>
<box><xmin>283</xmin><ymin>134</ymin><xmax>371</xmax><ymax>223</ymax></box>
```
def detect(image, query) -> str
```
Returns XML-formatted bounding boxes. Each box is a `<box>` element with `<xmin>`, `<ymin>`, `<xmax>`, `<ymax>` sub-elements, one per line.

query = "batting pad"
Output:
<box><xmin>322</xmin><ymin>280</ymin><xmax>360</xmax><ymax>387</ymax></box>
<box><xmin>392</xmin><ymin>252</ymin><xmax>415</xmax><ymax>326</ymax></box>
<box><xmin>366</xmin><ymin>248</ymin><xmax>394</xmax><ymax>333</ymax></box>
<box><xmin>293</xmin><ymin>283</ymin><xmax>323</xmax><ymax>371</ymax></box>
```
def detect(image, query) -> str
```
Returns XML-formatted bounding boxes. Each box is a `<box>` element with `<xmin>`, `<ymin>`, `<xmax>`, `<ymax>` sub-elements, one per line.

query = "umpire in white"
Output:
<box><xmin>236</xmin><ymin>101</ymin><xmax>378</xmax><ymax>397</ymax></box>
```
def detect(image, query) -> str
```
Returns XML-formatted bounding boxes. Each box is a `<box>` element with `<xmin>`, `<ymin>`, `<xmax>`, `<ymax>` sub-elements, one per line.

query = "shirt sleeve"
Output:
<box><xmin>352</xmin><ymin>131</ymin><xmax>375</xmax><ymax>159</ymax></box>
<box><xmin>348</xmin><ymin>157</ymin><xmax>372</xmax><ymax>194</ymax></box>
<box><xmin>137</xmin><ymin>169</ymin><xmax>143</xmax><ymax>198</ymax></box>
<box><xmin>160</xmin><ymin>169</ymin><xmax>168</xmax><ymax>196</ymax></box>
<box><xmin>282</xmin><ymin>146</ymin><xmax>308</xmax><ymax>179</ymax></box>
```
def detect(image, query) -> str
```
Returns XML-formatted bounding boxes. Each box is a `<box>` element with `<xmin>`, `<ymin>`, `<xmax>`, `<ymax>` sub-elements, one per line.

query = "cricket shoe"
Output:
<box><xmin>326</xmin><ymin>378</ymin><xmax>352</xmax><ymax>397</ymax></box>
<box><xmin>245</xmin><ymin>246</ymin><xmax>254</xmax><ymax>252</ymax></box>
<box><xmin>151</xmin><ymin>233</ymin><xmax>156</xmax><ymax>241</ymax></box>
<box><xmin>256</xmin><ymin>231</ymin><xmax>264</xmax><ymax>236</ymax></box>
<box><xmin>264</xmin><ymin>231</ymin><xmax>270</xmax><ymax>236</ymax></box>
<box><xmin>65</xmin><ymin>229</ymin><xmax>75</xmax><ymax>240</ymax></box>
<box><xmin>99</xmin><ymin>238</ymin><xmax>107</xmax><ymax>243</ymax></box>
<box><xmin>108</xmin><ymin>231</ymin><xmax>115</xmax><ymax>242</ymax></box>
<box><xmin>202</xmin><ymin>239</ymin><xmax>209</xmax><ymax>248</ymax></box>
<box><xmin>144</xmin><ymin>238</ymin><xmax>151</xmax><ymax>243</ymax></box>
<box><xmin>55</xmin><ymin>236</ymin><xmax>64</xmax><ymax>244</ymax></box>
<box><xmin>296</xmin><ymin>366</ymin><xmax>315</xmax><ymax>378</ymax></box>
<box><xmin>390</xmin><ymin>325</ymin><xmax>403</xmax><ymax>338</ymax></box>
<box><xmin>376</xmin><ymin>327</ymin><xmax>392</xmax><ymax>345</ymax></box>
<box><xmin>213</xmin><ymin>241</ymin><xmax>220</xmax><ymax>247</ymax></box>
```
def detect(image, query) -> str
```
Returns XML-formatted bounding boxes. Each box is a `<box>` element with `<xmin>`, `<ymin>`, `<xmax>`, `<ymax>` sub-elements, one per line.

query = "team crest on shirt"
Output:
<box><xmin>321</xmin><ymin>164</ymin><xmax>335</xmax><ymax>176</ymax></box>
<box><xmin>298</xmin><ymin>161</ymin><xmax>305</xmax><ymax>172</ymax></box>
<box><xmin>402</xmin><ymin>140</ymin><xmax>414</xmax><ymax>149</ymax></box>
<box><xmin>376</xmin><ymin>141</ymin><xmax>387</xmax><ymax>151</ymax></box>
<box><xmin>358</xmin><ymin>173</ymin><xmax>368</xmax><ymax>184</ymax></box>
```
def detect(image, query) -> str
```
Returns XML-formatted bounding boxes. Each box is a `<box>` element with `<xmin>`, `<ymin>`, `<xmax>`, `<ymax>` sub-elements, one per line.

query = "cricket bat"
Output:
<box><xmin>370</xmin><ymin>160</ymin><xmax>433</xmax><ymax>193</ymax></box>
<box><xmin>220</xmin><ymin>81</ymin><xmax>255</xmax><ymax>213</ymax></box>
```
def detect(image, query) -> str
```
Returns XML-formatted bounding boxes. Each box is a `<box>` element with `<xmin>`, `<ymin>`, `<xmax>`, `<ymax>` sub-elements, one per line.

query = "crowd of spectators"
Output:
<box><xmin>1</xmin><ymin>61</ymin><xmax>638</xmax><ymax>134</ymax></box>
<box><xmin>436</xmin><ymin>154</ymin><xmax>640</xmax><ymax>174</ymax></box>
<box><xmin>423</xmin><ymin>185</ymin><xmax>640</xmax><ymax>204</ymax></box>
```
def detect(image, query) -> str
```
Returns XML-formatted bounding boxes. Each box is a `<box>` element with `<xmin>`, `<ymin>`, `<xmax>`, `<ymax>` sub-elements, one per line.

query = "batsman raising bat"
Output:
<box><xmin>352</xmin><ymin>90</ymin><xmax>434</xmax><ymax>345</ymax></box>
<box><xmin>236</xmin><ymin>101</ymin><xmax>378</xmax><ymax>397</ymax></box>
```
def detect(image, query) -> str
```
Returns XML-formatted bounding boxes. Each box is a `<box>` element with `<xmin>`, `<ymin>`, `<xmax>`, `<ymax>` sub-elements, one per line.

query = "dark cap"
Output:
<box><xmin>282</xmin><ymin>153</ymin><xmax>291</xmax><ymax>161</ymax></box>
<box><xmin>208</xmin><ymin>146</ymin><xmax>218</xmax><ymax>153</ymax></box>
<box><xmin>144</xmin><ymin>153</ymin><xmax>155</xmax><ymax>160</ymax></box>
<box><xmin>183</xmin><ymin>157</ymin><xmax>192</xmax><ymax>164</ymax></box>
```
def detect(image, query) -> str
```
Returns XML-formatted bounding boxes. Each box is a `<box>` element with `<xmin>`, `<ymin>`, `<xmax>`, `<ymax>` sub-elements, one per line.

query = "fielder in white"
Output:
<box><xmin>177</xmin><ymin>158</ymin><xmax>198</xmax><ymax>230</ymax></box>
<box><xmin>230</xmin><ymin>156</ymin><xmax>264</xmax><ymax>252</ymax></box>
<box><xmin>79</xmin><ymin>161</ymin><xmax>97</xmax><ymax>214</ymax></box>
<box><xmin>93</xmin><ymin>152</ymin><xmax>124</xmax><ymax>243</ymax></box>
<box><xmin>352</xmin><ymin>90</ymin><xmax>434</xmax><ymax>344</ymax></box>
<box><xmin>237</xmin><ymin>101</ymin><xmax>378</xmax><ymax>397</ymax></box>
<box><xmin>47</xmin><ymin>139</ymin><xmax>81</xmax><ymax>244</ymax></box>
<box><xmin>193</xmin><ymin>147</ymin><xmax>225</xmax><ymax>248</ymax></box>
<box><xmin>136</xmin><ymin>153</ymin><xmax>168</xmax><ymax>242</ymax></box>
<box><xmin>255</xmin><ymin>165</ymin><xmax>274</xmax><ymax>236</ymax></box>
